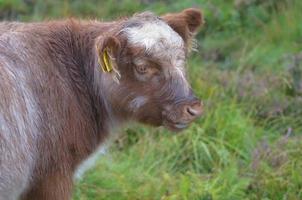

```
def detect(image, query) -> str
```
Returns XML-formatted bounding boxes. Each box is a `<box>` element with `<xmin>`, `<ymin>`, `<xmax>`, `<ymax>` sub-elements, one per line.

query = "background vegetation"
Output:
<box><xmin>1</xmin><ymin>0</ymin><xmax>301</xmax><ymax>199</ymax></box>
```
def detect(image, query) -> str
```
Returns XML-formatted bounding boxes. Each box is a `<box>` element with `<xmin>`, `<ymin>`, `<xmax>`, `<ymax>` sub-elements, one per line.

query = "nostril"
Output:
<box><xmin>184</xmin><ymin>101</ymin><xmax>203</xmax><ymax>119</ymax></box>
<box><xmin>187</xmin><ymin>106</ymin><xmax>197</xmax><ymax>116</ymax></box>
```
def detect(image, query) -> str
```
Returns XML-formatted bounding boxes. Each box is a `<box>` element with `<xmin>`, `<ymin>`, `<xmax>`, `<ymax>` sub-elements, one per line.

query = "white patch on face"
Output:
<box><xmin>129</xmin><ymin>96</ymin><xmax>148</xmax><ymax>112</ymax></box>
<box><xmin>125</xmin><ymin>21</ymin><xmax>183</xmax><ymax>51</ymax></box>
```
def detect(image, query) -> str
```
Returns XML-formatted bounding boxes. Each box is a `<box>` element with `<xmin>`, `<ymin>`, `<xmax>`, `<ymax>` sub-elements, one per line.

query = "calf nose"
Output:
<box><xmin>183</xmin><ymin>101</ymin><xmax>203</xmax><ymax>121</ymax></box>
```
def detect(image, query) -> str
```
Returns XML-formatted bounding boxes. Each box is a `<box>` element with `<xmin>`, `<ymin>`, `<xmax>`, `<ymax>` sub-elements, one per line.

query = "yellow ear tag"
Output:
<box><xmin>101</xmin><ymin>49</ymin><xmax>113</xmax><ymax>73</ymax></box>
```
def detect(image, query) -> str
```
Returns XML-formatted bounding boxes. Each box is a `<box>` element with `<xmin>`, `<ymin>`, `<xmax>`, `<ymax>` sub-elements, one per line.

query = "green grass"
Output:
<box><xmin>1</xmin><ymin>0</ymin><xmax>302</xmax><ymax>199</ymax></box>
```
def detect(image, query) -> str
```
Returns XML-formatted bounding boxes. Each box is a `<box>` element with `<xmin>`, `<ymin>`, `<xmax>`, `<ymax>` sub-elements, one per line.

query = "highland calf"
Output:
<box><xmin>0</xmin><ymin>8</ymin><xmax>203</xmax><ymax>200</ymax></box>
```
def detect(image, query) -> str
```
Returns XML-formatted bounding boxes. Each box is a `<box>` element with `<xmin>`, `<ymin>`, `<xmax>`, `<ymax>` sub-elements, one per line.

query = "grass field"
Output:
<box><xmin>1</xmin><ymin>0</ymin><xmax>302</xmax><ymax>199</ymax></box>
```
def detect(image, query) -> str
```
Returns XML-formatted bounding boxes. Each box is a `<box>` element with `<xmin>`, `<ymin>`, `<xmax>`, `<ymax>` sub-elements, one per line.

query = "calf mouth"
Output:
<box><xmin>162</xmin><ymin>118</ymin><xmax>190</xmax><ymax>132</ymax></box>
<box><xmin>161</xmin><ymin>103</ymin><xmax>203</xmax><ymax>132</ymax></box>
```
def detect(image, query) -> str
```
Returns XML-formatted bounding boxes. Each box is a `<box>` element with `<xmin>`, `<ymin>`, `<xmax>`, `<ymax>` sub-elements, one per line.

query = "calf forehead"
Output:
<box><xmin>124</xmin><ymin>20</ymin><xmax>185</xmax><ymax>63</ymax></box>
<box><xmin>125</xmin><ymin>21</ymin><xmax>183</xmax><ymax>49</ymax></box>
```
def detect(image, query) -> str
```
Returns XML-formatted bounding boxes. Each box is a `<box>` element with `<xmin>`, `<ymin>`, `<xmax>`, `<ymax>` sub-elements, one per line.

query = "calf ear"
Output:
<box><xmin>162</xmin><ymin>8</ymin><xmax>204</xmax><ymax>48</ymax></box>
<box><xmin>95</xmin><ymin>36</ymin><xmax>122</xmax><ymax>81</ymax></box>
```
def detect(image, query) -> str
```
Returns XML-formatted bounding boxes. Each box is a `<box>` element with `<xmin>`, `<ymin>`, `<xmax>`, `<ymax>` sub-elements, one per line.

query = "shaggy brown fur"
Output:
<box><xmin>0</xmin><ymin>8</ymin><xmax>203</xmax><ymax>200</ymax></box>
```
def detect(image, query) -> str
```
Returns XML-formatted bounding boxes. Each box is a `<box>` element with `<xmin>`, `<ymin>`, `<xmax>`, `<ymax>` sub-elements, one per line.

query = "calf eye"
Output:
<box><xmin>134</xmin><ymin>64</ymin><xmax>161</xmax><ymax>82</ymax></box>
<box><xmin>135</xmin><ymin>65</ymin><xmax>147</xmax><ymax>74</ymax></box>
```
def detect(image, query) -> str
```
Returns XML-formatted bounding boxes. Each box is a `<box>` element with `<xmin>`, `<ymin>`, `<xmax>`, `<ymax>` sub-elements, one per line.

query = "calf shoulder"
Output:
<box><xmin>0</xmin><ymin>19</ymin><xmax>115</xmax><ymax>199</ymax></box>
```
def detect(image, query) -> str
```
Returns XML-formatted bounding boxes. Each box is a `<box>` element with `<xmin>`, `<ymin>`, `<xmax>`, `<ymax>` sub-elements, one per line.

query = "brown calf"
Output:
<box><xmin>0</xmin><ymin>8</ymin><xmax>203</xmax><ymax>200</ymax></box>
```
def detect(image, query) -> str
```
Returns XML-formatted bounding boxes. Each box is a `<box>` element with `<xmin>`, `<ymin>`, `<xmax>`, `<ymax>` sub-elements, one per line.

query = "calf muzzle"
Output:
<box><xmin>162</xmin><ymin>95</ymin><xmax>203</xmax><ymax>131</ymax></box>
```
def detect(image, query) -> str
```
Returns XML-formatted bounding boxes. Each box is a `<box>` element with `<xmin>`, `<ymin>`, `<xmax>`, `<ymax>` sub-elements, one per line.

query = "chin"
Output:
<box><xmin>162</xmin><ymin>120</ymin><xmax>188</xmax><ymax>133</ymax></box>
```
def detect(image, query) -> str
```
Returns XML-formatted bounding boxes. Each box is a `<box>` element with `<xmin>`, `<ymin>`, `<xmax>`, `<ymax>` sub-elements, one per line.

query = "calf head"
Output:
<box><xmin>96</xmin><ymin>8</ymin><xmax>204</xmax><ymax>131</ymax></box>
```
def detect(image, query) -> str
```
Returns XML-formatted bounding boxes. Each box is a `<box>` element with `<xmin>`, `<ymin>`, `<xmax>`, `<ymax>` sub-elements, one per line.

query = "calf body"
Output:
<box><xmin>0</xmin><ymin>9</ymin><xmax>203</xmax><ymax>200</ymax></box>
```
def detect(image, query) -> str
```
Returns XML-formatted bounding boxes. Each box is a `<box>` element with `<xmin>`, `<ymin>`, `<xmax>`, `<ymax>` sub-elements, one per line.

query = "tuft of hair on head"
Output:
<box><xmin>132</xmin><ymin>11</ymin><xmax>160</xmax><ymax>22</ymax></box>
<box><xmin>120</xmin><ymin>11</ymin><xmax>161</xmax><ymax>32</ymax></box>
<box><xmin>120</xmin><ymin>10</ymin><xmax>185</xmax><ymax>53</ymax></box>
